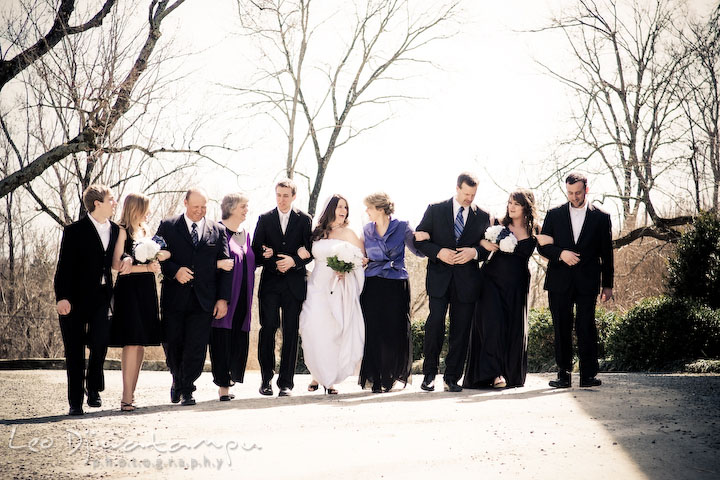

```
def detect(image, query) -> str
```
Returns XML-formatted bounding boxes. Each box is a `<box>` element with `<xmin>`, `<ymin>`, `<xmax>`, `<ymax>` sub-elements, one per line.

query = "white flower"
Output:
<box><xmin>134</xmin><ymin>237</ymin><xmax>160</xmax><ymax>263</ymax></box>
<box><xmin>485</xmin><ymin>225</ymin><xmax>504</xmax><ymax>243</ymax></box>
<box><xmin>332</xmin><ymin>242</ymin><xmax>361</xmax><ymax>265</ymax></box>
<box><xmin>499</xmin><ymin>234</ymin><xmax>518</xmax><ymax>253</ymax></box>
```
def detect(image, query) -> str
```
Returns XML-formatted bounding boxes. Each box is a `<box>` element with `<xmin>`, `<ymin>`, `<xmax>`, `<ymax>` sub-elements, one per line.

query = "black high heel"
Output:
<box><xmin>308</xmin><ymin>382</ymin><xmax>320</xmax><ymax>392</ymax></box>
<box><xmin>324</xmin><ymin>386</ymin><xmax>338</xmax><ymax>395</ymax></box>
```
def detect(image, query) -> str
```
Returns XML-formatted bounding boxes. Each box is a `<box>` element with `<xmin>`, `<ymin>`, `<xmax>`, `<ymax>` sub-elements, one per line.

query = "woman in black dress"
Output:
<box><xmin>463</xmin><ymin>189</ymin><xmax>551</xmax><ymax>389</ymax></box>
<box><xmin>110</xmin><ymin>193</ymin><xmax>169</xmax><ymax>411</ymax></box>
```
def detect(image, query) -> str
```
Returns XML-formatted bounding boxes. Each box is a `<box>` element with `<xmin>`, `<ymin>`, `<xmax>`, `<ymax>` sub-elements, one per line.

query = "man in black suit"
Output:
<box><xmin>414</xmin><ymin>172</ymin><xmax>491</xmax><ymax>392</ymax></box>
<box><xmin>252</xmin><ymin>179</ymin><xmax>312</xmax><ymax>397</ymax></box>
<box><xmin>55</xmin><ymin>184</ymin><xmax>130</xmax><ymax>415</ymax></box>
<box><xmin>538</xmin><ymin>172</ymin><xmax>614</xmax><ymax>388</ymax></box>
<box><xmin>157</xmin><ymin>188</ymin><xmax>232</xmax><ymax>405</ymax></box>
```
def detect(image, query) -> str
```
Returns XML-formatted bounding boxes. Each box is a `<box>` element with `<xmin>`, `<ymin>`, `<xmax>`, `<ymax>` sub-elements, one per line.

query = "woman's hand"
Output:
<box><xmin>217</xmin><ymin>258</ymin><xmax>234</xmax><ymax>271</ymax></box>
<box><xmin>335</xmin><ymin>271</ymin><xmax>346</xmax><ymax>280</ymax></box>
<box><xmin>297</xmin><ymin>246</ymin><xmax>311</xmax><ymax>260</ymax></box>
<box><xmin>414</xmin><ymin>231</ymin><xmax>430</xmax><ymax>241</ymax></box>
<box><xmin>480</xmin><ymin>239</ymin><xmax>499</xmax><ymax>252</ymax></box>
<box><xmin>361</xmin><ymin>257</ymin><xmax>369</xmax><ymax>267</ymax></box>
<box><xmin>147</xmin><ymin>260</ymin><xmax>161</xmax><ymax>274</ymax></box>
<box><xmin>536</xmin><ymin>234</ymin><xmax>554</xmax><ymax>246</ymax></box>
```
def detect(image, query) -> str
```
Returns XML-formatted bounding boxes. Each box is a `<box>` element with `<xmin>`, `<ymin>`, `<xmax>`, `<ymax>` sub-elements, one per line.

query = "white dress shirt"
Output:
<box><xmin>452</xmin><ymin>197</ymin><xmax>469</xmax><ymax>226</ymax></box>
<box><xmin>88</xmin><ymin>213</ymin><xmax>111</xmax><ymax>251</ymax></box>
<box><xmin>278</xmin><ymin>208</ymin><xmax>291</xmax><ymax>234</ymax></box>
<box><xmin>184</xmin><ymin>214</ymin><xmax>206</xmax><ymax>241</ymax></box>
<box><xmin>569</xmin><ymin>202</ymin><xmax>588</xmax><ymax>244</ymax></box>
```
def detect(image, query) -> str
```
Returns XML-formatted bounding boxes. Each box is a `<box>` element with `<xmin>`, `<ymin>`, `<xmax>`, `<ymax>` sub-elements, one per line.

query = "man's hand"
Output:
<box><xmin>276</xmin><ymin>254</ymin><xmax>296</xmax><ymax>273</ymax></box>
<box><xmin>118</xmin><ymin>256</ymin><xmax>133</xmax><ymax>275</ymax></box>
<box><xmin>217</xmin><ymin>259</ymin><xmax>234</xmax><ymax>271</ymax></box>
<box><xmin>175</xmin><ymin>267</ymin><xmax>194</xmax><ymax>284</ymax></box>
<box><xmin>213</xmin><ymin>299</ymin><xmax>228</xmax><ymax>319</ymax></box>
<box><xmin>56</xmin><ymin>299</ymin><xmax>71</xmax><ymax>316</ymax></box>
<box><xmin>560</xmin><ymin>250</ymin><xmax>580</xmax><ymax>266</ymax></box>
<box><xmin>262</xmin><ymin>245</ymin><xmax>274</xmax><ymax>258</ymax></box>
<box><xmin>436</xmin><ymin>248</ymin><xmax>456</xmax><ymax>265</ymax></box>
<box><xmin>600</xmin><ymin>287</ymin><xmax>614</xmax><ymax>303</ymax></box>
<box><xmin>453</xmin><ymin>247</ymin><xmax>476</xmax><ymax>264</ymax></box>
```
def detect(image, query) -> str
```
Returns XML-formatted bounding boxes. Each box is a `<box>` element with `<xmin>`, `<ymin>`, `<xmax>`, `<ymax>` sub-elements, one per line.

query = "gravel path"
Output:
<box><xmin>1</xmin><ymin>370</ymin><xmax>718</xmax><ymax>479</ymax></box>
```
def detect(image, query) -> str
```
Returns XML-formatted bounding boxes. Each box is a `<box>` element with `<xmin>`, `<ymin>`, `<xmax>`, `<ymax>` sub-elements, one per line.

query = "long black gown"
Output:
<box><xmin>109</xmin><ymin>235</ymin><xmax>161</xmax><ymax>347</ymax></box>
<box><xmin>463</xmin><ymin>236</ymin><xmax>537</xmax><ymax>388</ymax></box>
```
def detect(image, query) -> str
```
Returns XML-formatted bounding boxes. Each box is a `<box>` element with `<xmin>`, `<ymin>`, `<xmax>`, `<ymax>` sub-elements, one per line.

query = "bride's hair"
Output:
<box><xmin>312</xmin><ymin>194</ymin><xmax>349</xmax><ymax>241</ymax></box>
<box><xmin>501</xmin><ymin>189</ymin><xmax>538</xmax><ymax>235</ymax></box>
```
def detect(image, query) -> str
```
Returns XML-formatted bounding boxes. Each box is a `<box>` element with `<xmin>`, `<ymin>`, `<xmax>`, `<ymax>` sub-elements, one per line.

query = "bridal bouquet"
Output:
<box><xmin>484</xmin><ymin>225</ymin><xmax>518</xmax><ymax>253</ymax></box>
<box><xmin>326</xmin><ymin>242</ymin><xmax>362</xmax><ymax>294</ymax></box>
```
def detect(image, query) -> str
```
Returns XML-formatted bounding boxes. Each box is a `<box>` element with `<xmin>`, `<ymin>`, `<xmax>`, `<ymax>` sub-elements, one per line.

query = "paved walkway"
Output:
<box><xmin>1</xmin><ymin>370</ymin><xmax>718</xmax><ymax>479</ymax></box>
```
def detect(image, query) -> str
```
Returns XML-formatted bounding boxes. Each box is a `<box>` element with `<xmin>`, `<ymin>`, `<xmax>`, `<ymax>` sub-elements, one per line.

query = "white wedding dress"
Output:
<box><xmin>299</xmin><ymin>238</ymin><xmax>365</xmax><ymax>388</ymax></box>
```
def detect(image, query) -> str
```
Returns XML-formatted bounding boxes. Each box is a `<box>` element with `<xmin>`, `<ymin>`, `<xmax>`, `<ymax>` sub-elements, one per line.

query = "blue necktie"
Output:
<box><xmin>454</xmin><ymin>206</ymin><xmax>464</xmax><ymax>242</ymax></box>
<box><xmin>191</xmin><ymin>222</ymin><xmax>199</xmax><ymax>246</ymax></box>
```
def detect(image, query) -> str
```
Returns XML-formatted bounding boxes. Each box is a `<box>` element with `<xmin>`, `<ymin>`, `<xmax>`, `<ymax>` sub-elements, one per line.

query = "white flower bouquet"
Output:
<box><xmin>132</xmin><ymin>235</ymin><xmax>167</xmax><ymax>277</ymax></box>
<box><xmin>484</xmin><ymin>225</ymin><xmax>518</xmax><ymax>254</ymax></box>
<box><xmin>326</xmin><ymin>242</ymin><xmax>362</xmax><ymax>293</ymax></box>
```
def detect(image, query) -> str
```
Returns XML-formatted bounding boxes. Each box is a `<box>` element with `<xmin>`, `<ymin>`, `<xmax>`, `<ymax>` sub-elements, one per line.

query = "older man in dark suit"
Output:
<box><xmin>252</xmin><ymin>179</ymin><xmax>312</xmax><ymax>397</ymax></box>
<box><xmin>157</xmin><ymin>188</ymin><xmax>232</xmax><ymax>405</ymax></box>
<box><xmin>414</xmin><ymin>172</ymin><xmax>491</xmax><ymax>392</ymax></box>
<box><xmin>538</xmin><ymin>172</ymin><xmax>614</xmax><ymax>388</ymax></box>
<box><xmin>55</xmin><ymin>184</ymin><xmax>130</xmax><ymax>415</ymax></box>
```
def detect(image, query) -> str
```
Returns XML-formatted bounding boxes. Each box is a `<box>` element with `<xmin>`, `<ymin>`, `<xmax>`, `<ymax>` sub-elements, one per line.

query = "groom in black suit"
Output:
<box><xmin>157</xmin><ymin>188</ymin><xmax>232</xmax><ymax>405</ymax></box>
<box><xmin>252</xmin><ymin>179</ymin><xmax>312</xmax><ymax>397</ymax></box>
<box><xmin>538</xmin><ymin>172</ymin><xmax>614</xmax><ymax>388</ymax></box>
<box><xmin>55</xmin><ymin>184</ymin><xmax>129</xmax><ymax>415</ymax></box>
<box><xmin>414</xmin><ymin>172</ymin><xmax>491</xmax><ymax>392</ymax></box>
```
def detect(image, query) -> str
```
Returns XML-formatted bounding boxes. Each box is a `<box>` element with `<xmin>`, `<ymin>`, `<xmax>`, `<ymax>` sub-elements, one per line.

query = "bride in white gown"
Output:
<box><xmin>299</xmin><ymin>194</ymin><xmax>366</xmax><ymax>394</ymax></box>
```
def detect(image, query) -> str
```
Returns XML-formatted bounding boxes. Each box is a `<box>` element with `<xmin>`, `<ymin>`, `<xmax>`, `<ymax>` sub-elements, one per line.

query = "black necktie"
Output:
<box><xmin>191</xmin><ymin>222</ymin><xmax>199</xmax><ymax>246</ymax></box>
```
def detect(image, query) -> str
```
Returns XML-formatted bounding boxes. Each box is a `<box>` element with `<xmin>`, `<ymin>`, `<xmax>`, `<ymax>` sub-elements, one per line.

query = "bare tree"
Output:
<box><xmin>0</xmin><ymin>0</ymin><xmax>188</xmax><ymax>199</ymax></box>
<box><xmin>536</xmin><ymin>0</ymin><xmax>693</xmax><ymax>247</ymax></box>
<box><xmin>234</xmin><ymin>0</ymin><xmax>459</xmax><ymax>215</ymax></box>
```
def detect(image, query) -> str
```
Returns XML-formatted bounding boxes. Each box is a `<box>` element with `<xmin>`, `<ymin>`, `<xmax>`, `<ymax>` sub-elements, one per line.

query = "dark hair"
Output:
<box><xmin>82</xmin><ymin>184</ymin><xmax>111</xmax><ymax>213</ymax></box>
<box><xmin>276</xmin><ymin>178</ymin><xmax>297</xmax><ymax>196</ymax></box>
<box><xmin>457</xmin><ymin>172</ymin><xmax>478</xmax><ymax>188</ymax></box>
<box><xmin>312</xmin><ymin>194</ymin><xmax>349</xmax><ymax>241</ymax></box>
<box><xmin>501</xmin><ymin>189</ymin><xmax>538</xmax><ymax>235</ymax></box>
<box><xmin>565</xmin><ymin>172</ymin><xmax>588</xmax><ymax>188</ymax></box>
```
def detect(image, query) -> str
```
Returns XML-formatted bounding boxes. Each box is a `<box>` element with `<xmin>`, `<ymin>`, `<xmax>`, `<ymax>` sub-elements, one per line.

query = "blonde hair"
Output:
<box><xmin>120</xmin><ymin>193</ymin><xmax>150</xmax><ymax>239</ymax></box>
<box><xmin>364</xmin><ymin>192</ymin><xmax>394</xmax><ymax>215</ymax></box>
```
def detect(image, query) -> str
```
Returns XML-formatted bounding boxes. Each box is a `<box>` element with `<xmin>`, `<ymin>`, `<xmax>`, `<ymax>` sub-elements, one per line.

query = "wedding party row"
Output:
<box><xmin>53</xmin><ymin>172</ymin><xmax>614</xmax><ymax>415</ymax></box>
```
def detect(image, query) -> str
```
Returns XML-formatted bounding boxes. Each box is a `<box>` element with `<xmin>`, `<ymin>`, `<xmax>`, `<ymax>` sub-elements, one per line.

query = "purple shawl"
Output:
<box><xmin>211</xmin><ymin>227</ymin><xmax>256</xmax><ymax>331</ymax></box>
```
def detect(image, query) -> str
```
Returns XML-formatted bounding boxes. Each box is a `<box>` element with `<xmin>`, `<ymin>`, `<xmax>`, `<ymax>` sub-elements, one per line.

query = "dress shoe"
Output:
<box><xmin>219</xmin><ymin>395</ymin><xmax>232</xmax><ymax>402</ymax></box>
<box><xmin>493</xmin><ymin>376</ymin><xmax>507</xmax><ymax>389</ymax></box>
<box><xmin>86</xmin><ymin>390</ymin><xmax>102</xmax><ymax>408</ymax></box>
<box><xmin>68</xmin><ymin>406</ymin><xmax>84</xmax><ymax>416</ymax></box>
<box><xmin>371</xmin><ymin>383</ymin><xmax>382</xmax><ymax>394</ymax></box>
<box><xmin>443</xmin><ymin>380</ymin><xmax>463</xmax><ymax>393</ymax></box>
<box><xmin>278</xmin><ymin>387</ymin><xmax>292</xmax><ymax>397</ymax></box>
<box><xmin>259</xmin><ymin>383</ymin><xmax>273</xmax><ymax>396</ymax></box>
<box><xmin>549</xmin><ymin>372</ymin><xmax>571</xmax><ymax>389</ymax></box>
<box><xmin>170</xmin><ymin>385</ymin><xmax>181</xmax><ymax>404</ymax></box>
<box><xmin>580</xmin><ymin>377</ymin><xmax>602</xmax><ymax>388</ymax></box>
<box><xmin>420</xmin><ymin>374</ymin><xmax>435</xmax><ymax>392</ymax></box>
<box><xmin>307</xmin><ymin>382</ymin><xmax>320</xmax><ymax>392</ymax></box>
<box><xmin>180</xmin><ymin>394</ymin><xmax>196</xmax><ymax>406</ymax></box>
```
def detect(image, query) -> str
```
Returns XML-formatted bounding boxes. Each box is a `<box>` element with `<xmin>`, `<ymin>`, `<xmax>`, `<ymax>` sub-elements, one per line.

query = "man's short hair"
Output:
<box><xmin>457</xmin><ymin>172</ymin><xmax>478</xmax><ymax>188</ymax></box>
<box><xmin>565</xmin><ymin>172</ymin><xmax>588</xmax><ymax>188</ymax></box>
<box><xmin>276</xmin><ymin>178</ymin><xmax>297</xmax><ymax>196</ymax></box>
<box><xmin>82</xmin><ymin>184</ymin><xmax>111</xmax><ymax>213</ymax></box>
<box><xmin>185</xmin><ymin>187</ymin><xmax>208</xmax><ymax>201</ymax></box>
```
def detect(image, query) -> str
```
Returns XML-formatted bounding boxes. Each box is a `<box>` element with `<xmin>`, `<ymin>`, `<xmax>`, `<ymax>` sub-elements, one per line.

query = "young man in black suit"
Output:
<box><xmin>538</xmin><ymin>172</ymin><xmax>614</xmax><ymax>388</ymax></box>
<box><xmin>157</xmin><ymin>188</ymin><xmax>232</xmax><ymax>406</ymax></box>
<box><xmin>414</xmin><ymin>172</ymin><xmax>491</xmax><ymax>392</ymax></box>
<box><xmin>55</xmin><ymin>184</ymin><xmax>129</xmax><ymax>415</ymax></box>
<box><xmin>252</xmin><ymin>179</ymin><xmax>312</xmax><ymax>397</ymax></box>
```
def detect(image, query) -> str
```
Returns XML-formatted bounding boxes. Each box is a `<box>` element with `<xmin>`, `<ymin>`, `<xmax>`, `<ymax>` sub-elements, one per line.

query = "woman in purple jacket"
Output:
<box><xmin>210</xmin><ymin>193</ymin><xmax>256</xmax><ymax>401</ymax></box>
<box><xmin>359</xmin><ymin>192</ymin><xmax>424</xmax><ymax>393</ymax></box>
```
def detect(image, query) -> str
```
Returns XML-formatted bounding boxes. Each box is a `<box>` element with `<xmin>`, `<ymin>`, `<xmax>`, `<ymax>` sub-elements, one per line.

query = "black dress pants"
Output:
<box><xmin>162</xmin><ymin>292</ymin><xmax>212</xmax><ymax>396</ymax></box>
<box><xmin>59</xmin><ymin>288</ymin><xmax>111</xmax><ymax>409</ymax></box>
<box><xmin>258</xmin><ymin>290</ymin><xmax>302</xmax><ymax>389</ymax></box>
<box><xmin>548</xmin><ymin>288</ymin><xmax>599</xmax><ymax>378</ymax></box>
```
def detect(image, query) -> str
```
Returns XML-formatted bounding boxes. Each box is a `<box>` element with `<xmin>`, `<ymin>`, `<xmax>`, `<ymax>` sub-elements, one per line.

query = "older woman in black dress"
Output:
<box><xmin>110</xmin><ymin>193</ymin><xmax>170</xmax><ymax>411</ymax></box>
<box><xmin>210</xmin><ymin>193</ymin><xmax>256</xmax><ymax>401</ymax></box>
<box><xmin>463</xmin><ymin>189</ymin><xmax>552</xmax><ymax>389</ymax></box>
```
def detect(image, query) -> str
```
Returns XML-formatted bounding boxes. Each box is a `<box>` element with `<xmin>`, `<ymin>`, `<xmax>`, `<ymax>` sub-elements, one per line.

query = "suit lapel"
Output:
<box><xmin>444</xmin><ymin>198</ymin><xmax>454</xmax><ymax>236</ymax></box>
<box><xmin>82</xmin><ymin>215</ymin><xmax>106</xmax><ymax>254</ymax></box>
<box><xmin>199</xmin><ymin>219</ymin><xmax>212</xmax><ymax>246</ymax></box>
<box><xmin>285</xmin><ymin>209</ymin><xmax>298</xmax><ymax>237</ymax></box>
<box><xmin>576</xmin><ymin>205</ymin><xmax>594</xmax><ymax>245</ymax></box>
<box><xmin>175</xmin><ymin>215</ymin><xmax>194</xmax><ymax>247</ymax></box>
<box><xmin>562</xmin><ymin>203</ymin><xmax>576</xmax><ymax>246</ymax></box>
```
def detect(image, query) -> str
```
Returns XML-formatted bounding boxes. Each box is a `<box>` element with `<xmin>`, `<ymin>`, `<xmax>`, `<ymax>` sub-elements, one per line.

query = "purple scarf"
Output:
<box><xmin>211</xmin><ymin>227</ymin><xmax>255</xmax><ymax>331</ymax></box>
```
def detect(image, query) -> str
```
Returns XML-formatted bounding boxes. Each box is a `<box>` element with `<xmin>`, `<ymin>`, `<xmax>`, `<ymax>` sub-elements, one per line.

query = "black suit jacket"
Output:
<box><xmin>157</xmin><ymin>215</ymin><xmax>232</xmax><ymax>313</ymax></box>
<box><xmin>54</xmin><ymin>215</ymin><xmax>119</xmax><ymax>313</ymax></box>
<box><xmin>252</xmin><ymin>207</ymin><xmax>313</xmax><ymax>302</ymax></box>
<box><xmin>414</xmin><ymin>198</ymin><xmax>491</xmax><ymax>303</ymax></box>
<box><xmin>538</xmin><ymin>202</ymin><xmax>614</xmax><ymax>295</ymax></box>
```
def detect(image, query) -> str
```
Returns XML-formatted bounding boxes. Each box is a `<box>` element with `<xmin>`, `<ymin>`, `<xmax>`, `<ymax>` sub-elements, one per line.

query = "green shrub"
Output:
<box><xmin>606</xmin><ymin>295</ymin><xmax>720</xmax><ymax>371</ymax></box>
<box><xmin>410</xmin><ymin>316</ymin><xmax>449</xmax><ymax>363</ymax></box>
<box><xmin>527</xmin><ymin>308</ymin><xmax>556</xmax><ymax>372</ymax></box>
<box><xmin>666</xmin><ymin>211</ymin><xmax>720</xmax><ymax>308</ymax></box>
